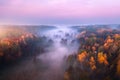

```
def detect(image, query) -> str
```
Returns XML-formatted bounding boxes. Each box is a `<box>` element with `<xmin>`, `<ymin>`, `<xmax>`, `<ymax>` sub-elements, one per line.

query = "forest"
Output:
<box><xmin>0</xmin><ymin>25</ymin><xmax>120</xmax><ymax>80</ymax></box>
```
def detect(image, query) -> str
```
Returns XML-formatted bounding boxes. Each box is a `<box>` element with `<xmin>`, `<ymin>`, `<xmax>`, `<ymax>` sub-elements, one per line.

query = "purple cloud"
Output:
<box><xmin>0</xmin><ymin>0</ymin><xmax>120</xmax><ymax>24</ymax></box>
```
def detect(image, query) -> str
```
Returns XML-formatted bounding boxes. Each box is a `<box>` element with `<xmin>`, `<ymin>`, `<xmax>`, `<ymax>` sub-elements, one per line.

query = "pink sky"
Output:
<box><xmin>0</xmin><ymin>0</ymin><xmax>120</xmax><ymax>24</ymax></box>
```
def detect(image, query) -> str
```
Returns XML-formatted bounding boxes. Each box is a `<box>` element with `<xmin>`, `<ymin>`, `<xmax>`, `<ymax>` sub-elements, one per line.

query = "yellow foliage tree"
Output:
<box><xmin>78</xmin><ymin>51</ymin><xmax>87</xmax><ymax>63</ymax></box>
<box><xmin>89</xmin><ymin>56</ymin><xmax>96</xmax><ymax>70</ymax></box>
<box><xmin>97</xmin><ymin>52</ymin><xmax>109</xmax><ymax>65</ymax></box>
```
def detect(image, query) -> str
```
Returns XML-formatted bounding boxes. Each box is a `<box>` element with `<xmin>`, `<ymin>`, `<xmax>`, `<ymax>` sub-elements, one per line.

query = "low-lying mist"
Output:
<box><xmin>36</xmin><ymin>27</ymin><xmax>80</xmax><ymax>80</ymax></box>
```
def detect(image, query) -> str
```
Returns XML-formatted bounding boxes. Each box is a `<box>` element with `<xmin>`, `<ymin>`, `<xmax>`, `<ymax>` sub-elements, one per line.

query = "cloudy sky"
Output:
<box><xmin>0</xmin><ymin>0</ymin><xmax>120</xmax><ymax>25</ymax></box>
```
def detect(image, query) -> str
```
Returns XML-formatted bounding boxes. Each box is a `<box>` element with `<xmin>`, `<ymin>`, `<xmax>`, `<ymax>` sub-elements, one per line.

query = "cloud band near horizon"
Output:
<box><xmin>0</xmin><ymin>0</ymin><xmax>120</xmax><ymax>24</ymax></box>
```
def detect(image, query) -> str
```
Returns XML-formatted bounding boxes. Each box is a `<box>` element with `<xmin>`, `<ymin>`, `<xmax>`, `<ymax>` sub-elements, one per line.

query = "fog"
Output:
<box><xmin>35</xmin><ymin>26</ymin><xmax>79</xmax><ymax>80</ymax></box>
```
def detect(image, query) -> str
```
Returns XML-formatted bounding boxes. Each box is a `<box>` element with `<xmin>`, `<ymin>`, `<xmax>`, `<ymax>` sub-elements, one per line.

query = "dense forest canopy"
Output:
<box><xmin>0</xmin><ymin>25</ymin><xmax>120</xmax><ymax>80</ymax></box>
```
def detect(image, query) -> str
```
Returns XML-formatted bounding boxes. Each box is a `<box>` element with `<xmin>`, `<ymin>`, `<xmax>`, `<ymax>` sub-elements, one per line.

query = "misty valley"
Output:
<box><xmin>0</xmin><ymin>25</ymin><xmax>120</xmax><ymax>80</ymax></box>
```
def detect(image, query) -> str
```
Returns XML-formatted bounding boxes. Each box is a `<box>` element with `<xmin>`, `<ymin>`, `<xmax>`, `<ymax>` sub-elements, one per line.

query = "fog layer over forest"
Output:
<box><xmin>0</xmin><ymin>25</ymin><xmax>120</xmax><ymax>80</ymax></box>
